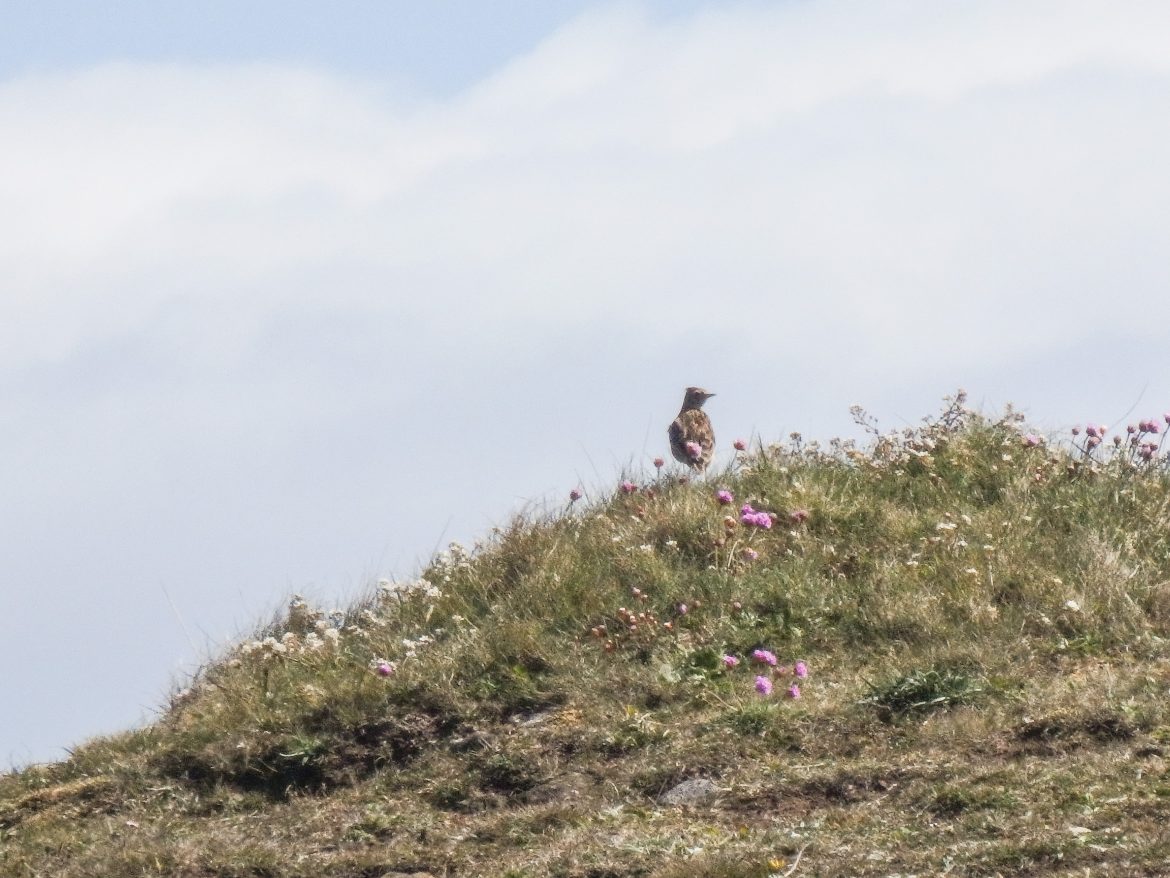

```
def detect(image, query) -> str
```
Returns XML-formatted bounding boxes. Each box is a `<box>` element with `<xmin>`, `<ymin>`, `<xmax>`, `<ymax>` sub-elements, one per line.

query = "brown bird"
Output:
<box><xmin>668</xmin><ymin>387</ymin><xmax>716</xmax><ymax>471</ymax></box>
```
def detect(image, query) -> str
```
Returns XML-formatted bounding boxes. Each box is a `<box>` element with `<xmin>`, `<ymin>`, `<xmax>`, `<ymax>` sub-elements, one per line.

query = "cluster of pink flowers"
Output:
<box><xmin>619</xmin><ymin>480</ymin><xmax>637</xmax><ymax>494</ymax></box>
<box><xmin>685</xmin><ymin>441</ymin><xmax>703</xmax><ymax>461</ymax></box>
<box><xmin>721</xmin><ymin>650</ymin><xmax>809</xmax><ymax>698</ymax></box>
<box><xmin>1072</xmin><ymin>413</ymin><xmax>1168</xmax><ymax>462</ymax></box>
<box><xmin>1075</xmin><ymin>423</ymin><xmax>1110</xmax><ymax>448</ymax></box>
<box><xmin>716</xmin><ymin>488</ymin><xmax>734</xmax><ymax>505</ymax></box>
<box><xmin>740</xmin><ymin>503</ymin><xmax>774</xmax><ymax>529</ymax></box>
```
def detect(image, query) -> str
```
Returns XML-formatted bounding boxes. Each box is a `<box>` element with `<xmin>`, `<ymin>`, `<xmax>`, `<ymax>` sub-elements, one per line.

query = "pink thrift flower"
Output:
<box><xmin>1085</xmin><ymin>425</ymin><xmax>1100</xmax><ymax>438</ymax></box>
<box><xmin>786</xmin><ymin>684</ymin><xmax>801</xmax><ymax>699</ymax></box>
<box><xmin>751</xmin><ymin>648</ymin><xmax>778</xmax><ymax>666</ymax></box>
<box><xmin>742</xmin><ymin>548</ymin><xmax>759</xmax><ymax>561</ymax></box>
<box><xmin>653</xmin><ymin>457</ymin><xmax>665</xmax><ymax>469</ymax></box>
<box><xmin>755</xmin><ymin>675</ymin><xmax>773</xmax><ymax>696</ymax></box>
<box><xmin>733</xmin><ymin>438</ymin><xmax>747</xmax><ymax>451</ymax></box>
<box><xmin>1128</xmin><ymin>424</ymin><xmax>1138</xmax><ymax>434</ymax></box>
<box><xmin>1071</xmin><ymin>426</ymin><xmax>1081</xmax><ymax>436</ymax></box>
<box><xmin>794</xmin><ymin>660</ymin><xmax>808</xmax><ymax>678</ymax></box>
<box><xmin>569</xmin><ymin>488</ymin><xmax>582</xmax><ymax>502</ymax></box>
<box><xmin>1022</xmin><ymin>434</ymin><xmax>1041</xmax><ymax>448</ymax></box>
<box><xmin>619</xmin><ymin>480</ymin><xmax>637</xmax><ymax>494</ymax></box>
<box><xmin>716</xmin><ymin>489</ymin><xmax>734</xmax><ymax>505</ymax></box>
<box><xmin>374</xmin><ymin>661</ymin><xmax>395</xmax><ymax>677</ymax></box>
<box><xmin>789</xmin><ymin>508</ymin><xmax>809</xmax><ymax>524</ymax></box>
<box><xmin>1164</xmin><ymin>413</ymin><xmax>1170</xmax><ymax>425</ymax></box>
<box><xmin>685</xmin><ymin>440</ymin><xmax>703</xmax><ymax>460</ymax></box>
<box><xmin>722</xmin><ymin>654</ymin><xmax>739</xmax><ymax>669</ymax></box>
<box><xmin>1150</xmin><ymin>422</ymin><xmax>1161</xmax><ymax>435</ymax></box>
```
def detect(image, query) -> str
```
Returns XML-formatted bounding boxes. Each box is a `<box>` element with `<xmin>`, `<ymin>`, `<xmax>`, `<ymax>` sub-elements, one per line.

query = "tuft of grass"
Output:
<box><xmin>861</xmin><ymin>664</ymin><xmax>987</xmax><ymax>719</ymax></box>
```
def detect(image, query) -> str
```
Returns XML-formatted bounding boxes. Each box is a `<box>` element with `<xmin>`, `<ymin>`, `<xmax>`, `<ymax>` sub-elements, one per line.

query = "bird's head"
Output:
<box><xmin>682</xmin><ymin>387</ymin><xmax>715</xmax><ymax>409</ymax></box>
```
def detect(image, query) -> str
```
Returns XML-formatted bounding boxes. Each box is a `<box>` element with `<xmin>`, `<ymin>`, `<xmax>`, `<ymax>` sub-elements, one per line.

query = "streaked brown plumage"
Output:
<box><xmin>668</xmin><ymin>387</ymin><xmax>716</xmax><ymax>471</ymax></box>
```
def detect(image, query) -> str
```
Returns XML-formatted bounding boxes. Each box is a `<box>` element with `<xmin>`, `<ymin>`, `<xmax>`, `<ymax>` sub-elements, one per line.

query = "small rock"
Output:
<box><xmin>659</xmin><ymin>777</ymin><xmax>719</xmax><ymax>806</ymax></box>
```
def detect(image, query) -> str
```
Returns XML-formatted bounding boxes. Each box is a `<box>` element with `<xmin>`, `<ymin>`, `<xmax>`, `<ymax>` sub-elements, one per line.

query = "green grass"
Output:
<box><xmin>5</xmin><ymin>391</ymin><xmax>1170</xmax><ymax>876</ymax></box>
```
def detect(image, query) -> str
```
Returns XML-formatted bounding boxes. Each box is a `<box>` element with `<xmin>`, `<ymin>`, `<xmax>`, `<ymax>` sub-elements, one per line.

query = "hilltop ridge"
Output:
<box><xmin>5</xmin><ymin>393</ymin><xmax>1170</xmax><ymax>877</ymax></box>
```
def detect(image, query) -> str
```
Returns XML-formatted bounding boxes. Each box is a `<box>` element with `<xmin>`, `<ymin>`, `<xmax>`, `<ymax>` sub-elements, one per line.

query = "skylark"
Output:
<box><xmin>669</xmin><ymin>387</ymin><xmax>716</xmax><ymax>471</ymax></box>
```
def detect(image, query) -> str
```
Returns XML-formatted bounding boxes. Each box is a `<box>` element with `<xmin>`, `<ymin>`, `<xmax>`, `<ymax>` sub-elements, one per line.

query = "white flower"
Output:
<box><xmin>1064</xmin><ymin>599</ymin><xmax>1081</xmax><ymax>613</ymax></box>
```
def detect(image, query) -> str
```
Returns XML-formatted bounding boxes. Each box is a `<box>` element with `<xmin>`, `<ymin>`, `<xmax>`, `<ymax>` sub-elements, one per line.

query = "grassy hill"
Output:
<box><xmin>6</xmin><ymin>391</ymin><xmax>1170</xmax><ymax>877</ymax></box>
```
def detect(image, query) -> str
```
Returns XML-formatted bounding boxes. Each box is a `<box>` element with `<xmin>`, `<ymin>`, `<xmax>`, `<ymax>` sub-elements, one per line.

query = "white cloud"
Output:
<box><xmin>3</xmin><ymin>1</ymin><xmax>1170</xmax><ymax>376</ymax></box>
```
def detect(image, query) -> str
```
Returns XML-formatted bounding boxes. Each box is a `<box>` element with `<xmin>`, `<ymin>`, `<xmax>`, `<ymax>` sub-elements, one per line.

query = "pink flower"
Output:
<box><xmin>1164</xmin><ymin>413</ymin><xmax>1170</xmax><ymax>425</ymax></box>
<box><xmin>569</xmin><ymin>488</ymin><xmax>582</xmax><ymax>502</ymax></box>
<box><xmin>794</xmin><ymin>660</ymin><xmax>808</xmax><ymax>678</ymax></box>
<box><xmin>786</xmin><ymin>684</ymin><xmax>801</xmax><ymax>699</ymax></box>
<box><xmin>733</xmin><ymin>438</ymin><xmax>747</xmax><ymax>451</ymax></box>
<box><xmin>685</xmin><ymin>440</ymin><xmax>703</xmax><ymax>460</ymax></box>
<box><xmin>722</xmin><ymin>654</ymin><xmax>739</xmax><ymax>669</ymax></box>
<box><xmin>619</xmin><ymin>480</ymin><xmax>637</xmax><ymax>494</ymax></box>
<box><xmin>1149</xmin><ymin>422</ymin><xmax>1161</xmax><ymax>435</ymax></box>
<box><xmin>1128</xmin><ymin>424</ymin><xmax>1138</xmax><ymax>434</ymax></box>
<box><xmin>751</xmin><ymin>648</ymin><xmax>778</xmax><ymax>666</ymax></box>
<box><xmin>788</xmin><ymin>508</ymin><xmax>809</xmax><ymax>524</ymax></box>
<box><xmin>1085</xmin><ymin>425</ymin><xmax>1100</xmax><ymax>438</ymax></box>
<box><xmin>739</xmin><ymin>504</ymin><xmax>773</xmax><ymax>528</ymax></box>
<box><xmin>742</xmin><ymin>548</ymin><xmax>759</xmax><ymax>561</ymax></box>
<box><xmin>653</xmin><ymin>457</ymin><xmax>665</xmax><ymax>468</ymax></box>
<box><xmin>374</xmin><ymin>661</ymin><xmax>395</xmax><ymax>677</ymax></box>
<box><xmin>755</xmin><ymin>675</ymin><xmax>773</xmax><ymax>696</ymax></box>
<box><xmin>716</xmin><ymin>489</ymin><xmax>734</xmax><ymax>505</ymax></box>
<box><xmin>1071</xmin><ymin>426</ymin><xmax>1081</xmax><ymax>436</ymax></box>
<box><xmin>1022</xmin><ymin>434</ymin><xmax>1041</xmax><ymax>448</ymax></box>
<box><xmin>677</xmin><ymin>603</ymin><xmax>688</xmax><ymax>615</ymax></box>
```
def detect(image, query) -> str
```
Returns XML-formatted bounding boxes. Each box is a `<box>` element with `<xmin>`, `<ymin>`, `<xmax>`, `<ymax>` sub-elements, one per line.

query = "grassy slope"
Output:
<box><xmin>5</xmin><ymin>394</ymin><xmax>1170</xmax><ymax>877</ymax></box>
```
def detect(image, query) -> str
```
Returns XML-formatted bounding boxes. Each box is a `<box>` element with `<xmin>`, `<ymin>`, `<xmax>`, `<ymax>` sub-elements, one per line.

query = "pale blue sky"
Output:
<box><xmin>0</xmin><ymin>1</ymin><xmax>702</xmax><ymax>90</ymax></box>
<box><xmin>4</xmin><ymin>0</ymin><xmax>1170</xmax><ymax>767</ymax></box>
